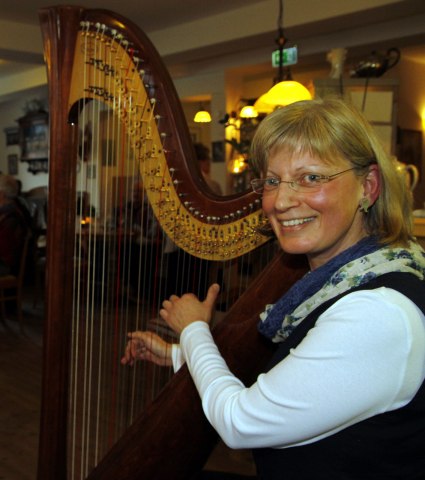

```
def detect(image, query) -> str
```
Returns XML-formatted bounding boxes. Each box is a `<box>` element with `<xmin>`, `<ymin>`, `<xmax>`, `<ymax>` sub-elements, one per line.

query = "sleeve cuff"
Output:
<box><xmin>171</xmin><ymin>343</ymin><xmax>185</xmax><ymax>371</ymax></box>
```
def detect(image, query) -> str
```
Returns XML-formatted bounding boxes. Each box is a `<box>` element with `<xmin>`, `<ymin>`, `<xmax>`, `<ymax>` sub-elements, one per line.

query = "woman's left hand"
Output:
<box><xmin>160</xmin><ymin>283</ymin><xmax>220</xmax><ymax>335</ymax></box>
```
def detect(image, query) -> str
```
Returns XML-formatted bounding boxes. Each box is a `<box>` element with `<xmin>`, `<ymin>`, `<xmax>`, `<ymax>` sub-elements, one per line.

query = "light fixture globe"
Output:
<box><xmin>254</xmin><ymin>0</ymin><xmax>313</xmax><ymax>113</ymax></box>
<box><xmin>261</xmin><ymin>80</ymin><xmax>312</xmax><ymax>107</ymax></box>
<box><xmin>239</xmin><ymin>105</ymin><xmax>258</xmax><ymax>118</ymax></box>
<box><xmin>194</xmin><ymin>109</ymin><xmax>212</xmax><ymax>123</ymax></box>
<box><xmin>253</xmin><ymin>94</ymin><xmax>276</xmax><ymax>114</ymax></box>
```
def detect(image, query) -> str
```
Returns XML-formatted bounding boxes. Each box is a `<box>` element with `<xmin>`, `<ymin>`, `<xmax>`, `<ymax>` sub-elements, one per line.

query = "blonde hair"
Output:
<box><xmin>250</xmin><ymin>97</ymin><xmax>412</xmax><ymax>246</ymax></box>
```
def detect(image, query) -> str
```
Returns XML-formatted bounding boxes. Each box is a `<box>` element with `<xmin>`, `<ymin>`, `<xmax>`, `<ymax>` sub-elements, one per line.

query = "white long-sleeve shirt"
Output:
<box><xmin>171</xmin><ymin>287</ymin><xmax>425</xmax><ymax>450</ymax></box>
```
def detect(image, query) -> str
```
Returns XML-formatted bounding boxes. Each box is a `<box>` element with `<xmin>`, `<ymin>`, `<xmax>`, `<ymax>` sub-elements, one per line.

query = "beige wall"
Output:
<box><xmin>1</xmin><ymin>47</ymin><xmax>425</xmax><ymax>203</ymax></box>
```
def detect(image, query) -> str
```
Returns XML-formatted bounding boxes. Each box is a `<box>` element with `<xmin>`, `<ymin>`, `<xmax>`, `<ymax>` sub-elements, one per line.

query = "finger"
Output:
<box><xmin>129</xmin><ymin>344</ymin><xmax>139</xmax><ymax>360</ymax></box>
<box><xmin>121</xmin><ymin>347</ymin><xmax>134</xmax><ymax>366</ymax></box>
<box><xmin>121</xmin><ymin>342</ymin><xmax>133</xmax><ymax>363</ymax></box>
<box><xmin>127</xmin><ymin>331</ymin><xmax>148</xmax><ymax>341</ymax></box>
<box><xmin>204</xmin><ymin>283</ymin><xmax>220</xmax><ymax>309</ymax></box>
<box><xmin>162</xmin><ymin>299</ymin><xmax>172</xmax><ymax>309</ymax></box>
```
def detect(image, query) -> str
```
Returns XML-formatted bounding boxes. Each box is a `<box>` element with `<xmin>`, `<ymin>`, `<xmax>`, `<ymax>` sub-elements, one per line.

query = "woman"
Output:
<box><xmin>122</xmin><ymin>98</ymin><xmax>425</xmax><ymax>479</ymax></box>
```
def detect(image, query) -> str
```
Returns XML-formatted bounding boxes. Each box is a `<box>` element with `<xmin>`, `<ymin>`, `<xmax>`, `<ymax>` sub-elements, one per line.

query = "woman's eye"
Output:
<box><xmin>264</xmin><ymin>177</ymin><xmax>280</xmax><ymax>188</ymax></box>
<box><xmin>300</xmin><ymin>173</ymin><xmax>322</xmax><ymax>185</ymax></box>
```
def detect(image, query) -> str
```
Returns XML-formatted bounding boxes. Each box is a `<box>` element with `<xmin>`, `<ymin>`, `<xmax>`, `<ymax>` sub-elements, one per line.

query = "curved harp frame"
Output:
<box><xmin>65</xmin><ymin>7</ymin><xmax>268</xmax><ymax>261</ymax></box>
<box><xmin>37</xmin><ymin>6</ymin><xmax>308</xmax><ymax>479</ymax></box>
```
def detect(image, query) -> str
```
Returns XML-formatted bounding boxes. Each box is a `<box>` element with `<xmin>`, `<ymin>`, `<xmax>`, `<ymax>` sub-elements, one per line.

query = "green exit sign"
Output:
<box><xmin>272</xmin><ymin>46</ymin><xmax>298</xmax><ymax>67</ymax></box>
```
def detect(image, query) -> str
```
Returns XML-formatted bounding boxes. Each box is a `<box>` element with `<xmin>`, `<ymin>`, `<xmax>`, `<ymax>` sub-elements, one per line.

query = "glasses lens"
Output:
<box><xmin>296</xmin><ymin>183</ymin><xmax>321</xmax><ymax>193</ymax></box>
<box><xmin>251</xmin><ymin>179</ymin><xmax>263</xmax><ymax>193</ymax></box>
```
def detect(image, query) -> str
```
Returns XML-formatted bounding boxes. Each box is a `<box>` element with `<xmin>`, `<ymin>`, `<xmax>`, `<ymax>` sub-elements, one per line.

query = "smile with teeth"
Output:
<box><xmin>281</xmin><ymin>216</ymin><xmax>314</xmax><ymax>227</ymax></box>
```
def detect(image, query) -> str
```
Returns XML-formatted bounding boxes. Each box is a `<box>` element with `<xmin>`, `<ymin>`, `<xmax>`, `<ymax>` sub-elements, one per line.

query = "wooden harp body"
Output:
<box><xmin>38</xmin><ymin>6</ymin><xmax>308</xmax><ymax>479</ymax></box>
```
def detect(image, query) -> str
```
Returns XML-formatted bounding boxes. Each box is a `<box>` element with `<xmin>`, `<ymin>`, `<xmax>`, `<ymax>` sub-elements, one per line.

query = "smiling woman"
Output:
<box><xmin>125</xmin><ymin>97</ymin><xmax>425</xmax><ymax>479</ymax></box>
<box><xmin>259</xmin><ymin>147</ymin><xmax>375</xmax><ymax>269</ymax></box>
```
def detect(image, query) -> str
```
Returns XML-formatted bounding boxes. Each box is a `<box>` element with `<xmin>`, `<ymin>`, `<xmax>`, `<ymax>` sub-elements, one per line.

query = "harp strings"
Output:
<box><xmin>65</xmin><ymin>17</ymin><xmax>276</xmax><ymax>479</ymax></box>
<box><xmin>68</xmin><ymin>22</ymin><xmax>198</xmax><ymax>476</ymax></box>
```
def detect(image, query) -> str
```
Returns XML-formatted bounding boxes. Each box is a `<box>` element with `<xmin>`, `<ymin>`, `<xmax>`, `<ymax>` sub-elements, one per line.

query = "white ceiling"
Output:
<box><xmin>0</xmin><ymin>0</ymin><xmax>264</xmax><ymax>30</ymax></box>
<box><xmin>1</xmin><ymin>0</ymin><xmax>425</xmax><ymax>102</ymax></box>
<box><xmin>0</xmin><ymin>0</ymin><xmax>264</xmax><ymax>72</ymax></box>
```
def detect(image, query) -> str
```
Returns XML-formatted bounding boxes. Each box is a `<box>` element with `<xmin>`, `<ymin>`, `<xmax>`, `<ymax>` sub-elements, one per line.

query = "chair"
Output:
<box><xmin>22</xmin><ymin>187</ymin><xmax>48</xmax><ymax>307</ymax></box>
<box><xmin>0</xmin><ymin>232</ymin><xmax>31</xmax><ymax>332</ymax></box>
<box><xmin>32</xmin><ymin>230</ymin><xmax>47</xmax><ymax>308</ymax></box>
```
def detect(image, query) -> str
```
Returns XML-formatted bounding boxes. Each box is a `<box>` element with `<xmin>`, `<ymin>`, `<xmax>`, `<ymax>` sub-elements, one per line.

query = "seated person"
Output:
<box><xmin>0</xmin><ymin>175</ymin><xmax>32</xmax><ymax>276</ymax></box>
<box><xmin>194</xmin><ymin>143</ymin><xmax>223</xmax><ymax>195</ymax></box>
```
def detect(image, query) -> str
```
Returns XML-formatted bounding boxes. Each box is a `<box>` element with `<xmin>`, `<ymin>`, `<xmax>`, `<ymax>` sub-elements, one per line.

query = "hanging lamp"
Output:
<box><xmin>194</xmin><ymin>105</ymin><xmax>212</xmax><ymax>123</ymax></box>
<box><xmin>254</xmin><ymin>0</ymin><xmax>311</xmax><ymax>112</ymax></box>
<box><xmin>239</xmin><ymin>104</ymin><xmax>258</xmax><ymax>119</ymax></box>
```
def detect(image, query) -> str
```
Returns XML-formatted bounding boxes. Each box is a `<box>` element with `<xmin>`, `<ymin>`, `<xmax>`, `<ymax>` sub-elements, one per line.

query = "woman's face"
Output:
<box><xmin>262</xmin><ymin>148</ymin><xmax>368</xmax><ymax>270</ymax></box>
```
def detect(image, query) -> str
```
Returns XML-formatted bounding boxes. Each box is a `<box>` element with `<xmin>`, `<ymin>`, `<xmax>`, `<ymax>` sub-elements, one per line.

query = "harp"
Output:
<box><xmin>37</xmin><ymin>6</ymin><xmax>308</xmax><ymax>479</ymax></box>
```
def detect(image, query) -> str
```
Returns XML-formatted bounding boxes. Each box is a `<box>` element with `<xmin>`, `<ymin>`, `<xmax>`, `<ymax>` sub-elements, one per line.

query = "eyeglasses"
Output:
<box><xmin>250</xmin><ymin>167</ymin><xmax>358</xmax><ymax>194</ymax></box>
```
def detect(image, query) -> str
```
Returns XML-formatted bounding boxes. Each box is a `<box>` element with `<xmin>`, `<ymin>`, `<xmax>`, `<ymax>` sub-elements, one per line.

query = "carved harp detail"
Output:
<box><xmin>37</xmin><ymin>6</ymin><xmax>308</xmax><ymax>480</ymax></box>
<box><xmin>68</xmin><ymin>13</ymin><xmax>269</xmax><ymax>261</ymax></box>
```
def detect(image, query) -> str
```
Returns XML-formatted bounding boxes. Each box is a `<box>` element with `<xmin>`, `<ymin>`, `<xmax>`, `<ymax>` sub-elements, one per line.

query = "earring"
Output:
<box><xmin>359</xmin><ymin>197</ymin><xmax>370</xmax><ymax>213</ymax></box>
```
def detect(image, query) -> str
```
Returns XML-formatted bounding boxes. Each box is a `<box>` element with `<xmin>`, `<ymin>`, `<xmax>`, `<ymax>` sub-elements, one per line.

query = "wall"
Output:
<box><xmin>239</xmin><ymin>56</ymin><xmax>425</xmax><ymax>208</ymax></box>
<box><xmin>1</xmin><ymin>52</ymin><xmax>424</xmax><ymax>203</ymax></box>
<box><xmin>0</xmin><ymin>85</ymin><xmax>48</xmax><ymax>192</ymax></box>
<box><xmin>175</xmin><ymin>71</ymin><xmax>228</xmax><ymax>194</ymax></box>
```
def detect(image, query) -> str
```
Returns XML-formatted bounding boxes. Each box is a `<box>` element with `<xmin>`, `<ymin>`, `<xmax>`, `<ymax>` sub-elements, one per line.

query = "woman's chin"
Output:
<box><xmin>278</xmin><ymin>238</ymin><xmax>314</xmax><ymax>256</ymax></box>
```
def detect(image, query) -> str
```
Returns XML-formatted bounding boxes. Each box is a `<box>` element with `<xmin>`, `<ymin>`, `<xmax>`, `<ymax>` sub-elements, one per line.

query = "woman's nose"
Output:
<box><xmin>272</xmin><ymin>182</ymin><xmax>300</xmax><ymax>210</ymax></box>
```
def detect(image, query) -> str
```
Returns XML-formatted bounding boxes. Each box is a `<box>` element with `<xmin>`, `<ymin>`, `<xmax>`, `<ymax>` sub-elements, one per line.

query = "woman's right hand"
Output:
<box><xmin>121</xmin><ymin>331</ymin><xmax>173</xmax><ymax>367</ymax></box>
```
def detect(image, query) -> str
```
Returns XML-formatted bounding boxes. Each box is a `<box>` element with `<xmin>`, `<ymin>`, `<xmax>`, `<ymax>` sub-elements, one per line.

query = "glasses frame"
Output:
<box><xmin>250</xmin><ymin>167</ymin><xmax>359</xmax><ymax>194</ymax></box>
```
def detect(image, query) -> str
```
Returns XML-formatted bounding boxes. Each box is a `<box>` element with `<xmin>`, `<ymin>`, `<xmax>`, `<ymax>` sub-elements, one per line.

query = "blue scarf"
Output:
<box><xmin>258</xmin><ymin>236</ymin><xmax>425</xmax><ymax>342</ymax></box>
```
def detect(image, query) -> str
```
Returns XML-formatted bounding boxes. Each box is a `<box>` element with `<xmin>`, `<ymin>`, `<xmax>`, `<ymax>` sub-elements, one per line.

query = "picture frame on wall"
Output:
<box><xmin>19</xmin><ymin>111</ymin><xmax>49</xmax><ymax>161</ymax></box>
<box><xmin>4</xmin><ymin>127</ymin><xmax>20</xmax><ymax>146</ymax></box>
<box><xmin>18</xmin><ymin>110</ymin><xmax>49</xmax><ymax>174</ymax></box>
<box><xmin>212</xmin><ymin>140</ymin><xmax>225</xmax><ymax>163</ymax></box>
<box><xmin>7</xmin><ymin>154</ymin><xmax>18</xmax><ymax>175</ymax></box>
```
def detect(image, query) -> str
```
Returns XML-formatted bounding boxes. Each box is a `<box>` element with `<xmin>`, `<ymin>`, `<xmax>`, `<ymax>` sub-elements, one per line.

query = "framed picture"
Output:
<box><xmin>7</xmin><ymin>154</ymin><xmax>18</xmax><ymax>175</ymax></box>
<box><xmin>4</xmin><ymin>127</ymin><xmax>20</xmax><ymax>146</ymax></box>
<box><xmin>18</xmin><ymin>111</ymin><xmax>49</xmax><ymax>161</ymax></box>
<box><xmin>212</xmin><ymin>140</ymin><xmax>225</xmax><ymax>163</ymax></box>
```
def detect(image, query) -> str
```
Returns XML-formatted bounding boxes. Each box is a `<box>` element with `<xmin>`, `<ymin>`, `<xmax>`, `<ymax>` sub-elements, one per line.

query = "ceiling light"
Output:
<box><xmin>194</xmin><ymin>106</ymin><xmax>211</xmax><ymax>123</ymax></box>
<box><xmin>256</xmin><ymin>0</ymin><xmax>311</xmax><ymax>110</ymax></box>
<box><xmin>239</xmin><ymin>105</ymin><xmax>258</xmax><ymax>118</ymax></box>
<box><xmin>260</xmin><ymin>80</ymin><xmax>311</xmax><ymax>107</ymax></box>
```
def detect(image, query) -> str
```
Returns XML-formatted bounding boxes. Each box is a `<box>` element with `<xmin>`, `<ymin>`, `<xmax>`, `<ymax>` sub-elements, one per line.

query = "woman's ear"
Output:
<box><xmin>362</xmin><ymin>164</ymin><xmax>380</xmax><ymax>206</ymax></box>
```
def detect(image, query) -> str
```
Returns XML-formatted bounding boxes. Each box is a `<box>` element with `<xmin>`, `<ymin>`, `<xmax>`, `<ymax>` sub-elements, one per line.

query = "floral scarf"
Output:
<box><xmin>258</xmin><ymin>236</ymin><xmax>425</xmax><ymax>343</ymax></box>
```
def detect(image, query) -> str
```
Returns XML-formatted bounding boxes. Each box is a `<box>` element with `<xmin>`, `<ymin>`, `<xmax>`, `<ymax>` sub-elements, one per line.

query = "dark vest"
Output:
<box><xmin>253</xmin><ymin>273</ymin><xmax>425</xmax><ymax>480</ymax></box>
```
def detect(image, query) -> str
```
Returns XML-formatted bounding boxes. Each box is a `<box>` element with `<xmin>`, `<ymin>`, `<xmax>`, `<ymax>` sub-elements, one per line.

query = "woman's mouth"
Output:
<box><xmin>281</xmin><ymin>216</ymin><xmax>315</xmax><ymax>227</ymax></box>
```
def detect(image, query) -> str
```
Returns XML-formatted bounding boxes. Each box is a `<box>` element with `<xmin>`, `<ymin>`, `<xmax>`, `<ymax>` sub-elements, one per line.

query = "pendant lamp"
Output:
<box><xmin>260</xmin><ymin>80</ymin><xmax>311</xmax><ymax>107</ymax></box>
<box><xmin>255</xmin><ymin>0</ymin><xmax>311</xmax><ymax>112</ymax></box>
<box><xmin>239</xmin><ymin>104</ymin><xmax>258</xmax><ymax>119</ymax></box>
<box><xmin>194</xmin><ymin>105</ymin><xmax>212</xmax><ymax>123</ymax></box>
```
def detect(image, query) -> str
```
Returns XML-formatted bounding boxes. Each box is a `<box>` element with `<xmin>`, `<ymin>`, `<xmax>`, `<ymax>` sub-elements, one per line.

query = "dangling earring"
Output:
<box><xmin>359</xmin><ymin>197</ymin><xmax>370</xmax><ymax>213</ymax></box>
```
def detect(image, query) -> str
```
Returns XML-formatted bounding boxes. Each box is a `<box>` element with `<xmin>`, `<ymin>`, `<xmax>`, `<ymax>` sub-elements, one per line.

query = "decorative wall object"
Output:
<box><xmin>4</xmin><ymin>127</ymin><xmax>20</xmax><ymax>146</ymax></box>
<box><xmin>18</xmin><ymin>109</ymin><xmax>49</xmax><ymax>174</ymax></box>
<box><xmin>7</xmin><ymin>154</ymin><xmax>18</xmax><ymax>175</ymax></box>
<box><xmin>327</xmin><ymin>48</ymin><xmax>347</xmax><ymax>78</ymax></box>
<box><xmin>212</xmin><ymin>140</ymin><xmax>224</xmax><ymax>162</ymax></box>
